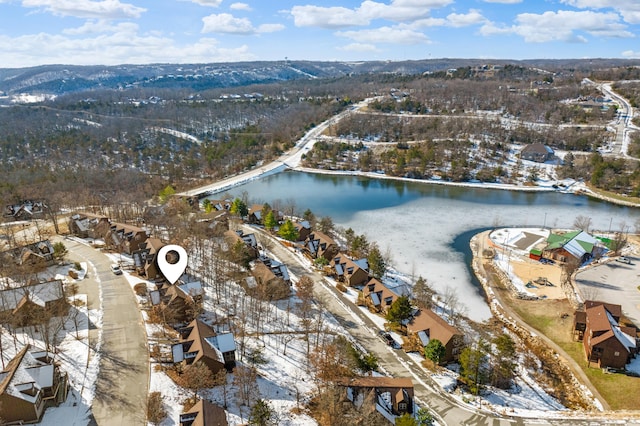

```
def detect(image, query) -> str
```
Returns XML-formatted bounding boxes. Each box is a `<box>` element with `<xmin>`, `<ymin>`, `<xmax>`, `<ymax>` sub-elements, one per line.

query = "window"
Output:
<box><xmin>614</xmin><ymin>351</ymin><xmax>620</xmax><ymax>357</ymax></box>
<box><xmin>398</xmin><ymin>402</ymin><xmax>407</xmax><ymax>412</ymax></box>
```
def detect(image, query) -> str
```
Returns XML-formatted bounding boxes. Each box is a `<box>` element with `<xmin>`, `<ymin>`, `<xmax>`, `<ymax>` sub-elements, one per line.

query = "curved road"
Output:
<box><xmin>62</xmin><ymin>238</ymin><xmax>149</xmax><ymax>425</ymax></box>
<box><xmin>243</xmin><ymin>226</ymin><xmax>640</xmax><ymax>425</ymax></box>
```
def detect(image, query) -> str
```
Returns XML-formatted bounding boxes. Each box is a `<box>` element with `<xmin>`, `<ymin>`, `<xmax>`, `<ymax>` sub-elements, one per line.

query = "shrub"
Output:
<box><xmin>336</xmin><ymin>283</ymin><xmax>348</xmax><ymax>292</ymax></box>
<box><xmin>134</xmin><ymin>283</ymin><xmax>148</xmax><ymax>296</ymax></box>
<box><xmin>146</xmin><ymin>392</ymin><xmax>167</xmax><ymax>425</ymax></box>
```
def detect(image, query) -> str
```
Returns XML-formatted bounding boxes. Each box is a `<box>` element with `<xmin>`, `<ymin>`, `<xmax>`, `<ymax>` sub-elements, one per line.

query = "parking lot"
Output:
<box><xmin>575</xmin><ymin>255</ymin><xmax>640</xmax><ymax>326</ymax></box>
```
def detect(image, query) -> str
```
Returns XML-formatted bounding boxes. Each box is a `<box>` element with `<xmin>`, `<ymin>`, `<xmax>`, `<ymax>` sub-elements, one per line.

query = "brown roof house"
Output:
<box><xmin>576</xmin><ymin>301</ymin><xmax>637</xmax><ymax>369</ymax></box>
<box><xmin>172</xmin><ymin>319</ymin><xmax>236</xmax><ymax>374</ymax></box>
<box><xmin>0</xmin><ymin>280</ymin><xmax>67</xmax><ymax>328</ymax></box>
<box><xmin>304</xmin><ymin>231</ymin><xmax>338</xmax><ymax>261</ymax></box>
<box><xmin>224</xmin><ymin>229</ymin><xmax>259</xmax><ymax>259</ymax></box>
<box><xmin>105</xmin><ymin>222</ymin><xmax>148</xmax><ymax>255</ymax></box>
<box><xmin>4</xmin><ymin>201</ymin><xmax>47</xmax><ymax>221</ymax></box>
<box><xmin>362</xmin><ymin>278</ymin><xmax>399</xmax><ymax>314</ymax></box>
<box><xmin>0</xmin><ymin>345</ymin><xmax>69</xmax><ymax>424</ymax></box>
<box><xmin>331</xmin><ymin>254</ymin><xmax>369</xmax><ymax>287</ymax></box>
<box><xmin>2</xmin><ymin>240</ymin><xmax>56</xmax><ymax>270</ymax></box>
<box><xmin>180</xmin><ymin>399</ymin><xmax>228</xmax><ymax>426</ymax></box>
<box><xmin>406</xmin><ymin>308</ymin><xmax>464</xmax><ymax>363</ymax></box>
<box><xmin>67</xmin><ymin>212</ymin><xmax>110</xmax><ymax>239</ymax></box>
<box><xmin>132</xmin><ymin>237</ymin><xmax>166</xmax><ymax>280</ymax></box>
<box><xmin>294</xmin><ymin>221</ymin><xmax>312</xmax><ymax>242</ymax></box>
<box><xmin>246</xmin><ymin>260</ymin><xmax>291</xmax><ymax>300</ymax></box>
<box><xmin>337</xmin><ymin>377</ymin><xmax>414</xmax><ymax>420</ymax></box>
<box><xmin>519</xmin><ymin>143</ymin><xmax>554</xmax><ymax>163</ymax></box>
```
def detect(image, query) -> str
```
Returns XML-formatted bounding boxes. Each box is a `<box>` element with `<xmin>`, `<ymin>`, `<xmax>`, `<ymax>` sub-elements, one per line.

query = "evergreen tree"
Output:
<box><xmin>263</xmin><ymin>210</ymin><xmax>277</xmax><ymax>230</ymax></box>
<box><xmin>459</xmin><ymin>339</ymin><xmax>489</xmax><ymax>395</ymax></box>
<box><xmin>424</xmin><ymin>339</ymin><xmax>446</xmax><ymax>365</ymax></box>
<box><xmin>367</xmin><ymin>242</ymin><xmax>386</xmax><ymax>279</ymax></box>
<box><xmin>278</xmin><ymin>219</ymin><xmax>299</xmax><ymax>241</ymax></box>
<box><xmin>386</xmin><ymin>295</ymin><xmax>413</xmax><ymax>325</ymax></box>
<box><xmin>230</xmin><ymin>197</ymin><xmax>248</xmax><ymax>217</ymax></box>
<box><xmin>491</xmin><ymin>334</ymin><xmax>517</xmax><ymax>389</ymax></box>
<box><xmin>395</xmin><ymin>413</ymin><xmax>418</xmax><ymax>426</ymax></box>
<box><xmin>249</xmin><ymin>399</ymin><xmax>276</xmax><ymax>425</ymax></box>
<box><xmin>412</xmin><ymin>276</ymin><xmax>434</xmax><ymax>309</ymax></box>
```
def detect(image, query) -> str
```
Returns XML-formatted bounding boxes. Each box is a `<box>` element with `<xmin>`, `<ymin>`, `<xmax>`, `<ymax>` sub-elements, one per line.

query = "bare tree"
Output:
<box><xmin>233</xmin><ymin>365</ymin><xmax>258</xmax><ymax>407</ymax></box>
<box><xmin>573</xmin><ymin>215</ymin><xmax>592</xmax><ymax>232</ymax></box>
<box><xmin>180</xmin><ymin>361</ymin><xmax>216</xmax><ymax>399</ymax></box>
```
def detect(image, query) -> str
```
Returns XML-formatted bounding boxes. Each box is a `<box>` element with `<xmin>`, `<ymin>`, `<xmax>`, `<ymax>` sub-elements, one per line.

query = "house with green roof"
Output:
<box><xmin>542</xmin><ymin>230</ymin><xmax>605</xmax><ymax>264</ymax></box>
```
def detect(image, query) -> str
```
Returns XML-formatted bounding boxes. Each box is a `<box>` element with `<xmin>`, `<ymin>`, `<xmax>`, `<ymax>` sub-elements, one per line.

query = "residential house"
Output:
<box><xmin>4</xmin><ymin>201</ymin><xmax>47</xmax><ymax>221</ymax></box>
<box><xmin>206</xmin><ymin>199</ymin><xmax>232</xmax><ymax>212</ymax></box>
<box><xmin>172</xmin><ymin>319</ymin><xmax>236</xmax><ymax>374</ymax></box>
<box><xmin>132</xmin><ymin>237</ymin><xmax>165</xmax><ymax>280</ymax></box>
<box><xmin>179</xmin><ymin>399</ymin><xmax>228</xmax><ymax>426</ymax></box>
<box><xmin>105</xmin><ymin>222</ymin><xmax>148</xmax><ymax>255</ymax></box>
<box><xmin>247</xmin><ymin>204</ymin><xmax>265</xmax><ymax>224</ymax></box>
<box><xmin>294</xmin><ymin>221</ymin><xmax>312</xmax><ymax>242</ymax></box>
<box><xmin>2</xmin><ymin>240</ymin><xmax>56</xmax><ymax>269</ymax></box>
<box><xmin>257</xmin><ymin>255</ymin><xmax>291</xmax><ymax>284</ymax></box>
<box><xmin>406</xmin><ymin>308</ymin><xmax>464</xmax><ymax>363</ymax></box>
<box><xmin>224</xmin><ymin>230</ymin><xmax>259</xmax><ymax>259</ymax></box>
<box><xmin>362</xmin><ymin>278</ymin><xmax>399</xmax><ymax>314</ymax></box>
<box><xmin>304</xmin><ymin>231</ymin><xmax>338</xmax><ymax>261</ymax></box>
<box><xmin>519</xmin><ymin>143</ymin><xmax>554</xmax><ymax>163</ymax></box>
<box><xmin>161</xmin><ymin>285</ymin><xmax>198</xmax><ymax>324</ymax></box>
<box><xmin>542</xmin><ymin>230</ymin><xmax>604</xmax><ymax>264</ymax></box>
<box><xmin>199</xmin><ymin>209</ymin><xmax>229</xmax><ymax>236</ymax></box>
<box><xmin>0</xmin><ymin>345</ymin><xmax>69</xmax><ymax>424</ymax></box>
<box><xmin>0</xmin><ymin>280</ymin><xmax>67</xmax><ymax>327</ymax></box>
<box><xmin>67</xmin><ymin>212</ymin><xmax>110</xmax><ymax>239</ymax></box>
<box><xmin>575</xmin><ymin>301</ymin><xmax>637</xmax><ymax>369</ymax></box>
<box><xmin>249</xmin><ymin>261</ymin><xmax>290</xmax><ymax>300</ymax></box>
<box><xmin>337</xmin><ymin>377</ymin><xmax>414</xmax><ymax>421</ymax></box>
<box><xmin>331</xmin><ymin>254</ymin><xmax>369</xmax><ymax>287</ymax></box>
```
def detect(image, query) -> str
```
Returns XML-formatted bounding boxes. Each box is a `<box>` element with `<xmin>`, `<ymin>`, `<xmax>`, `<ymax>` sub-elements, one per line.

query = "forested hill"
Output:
<box><xmin>2</xmin><ymin>58</ymin><xmax>639</xmax><ymax>97</ymax></box>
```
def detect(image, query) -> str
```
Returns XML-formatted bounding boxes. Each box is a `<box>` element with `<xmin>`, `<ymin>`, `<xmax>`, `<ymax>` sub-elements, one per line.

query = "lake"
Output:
<box><xmin>212</xmin><ymin>171</ymin><xmax>639</xmax><ymax>321</ymax></box>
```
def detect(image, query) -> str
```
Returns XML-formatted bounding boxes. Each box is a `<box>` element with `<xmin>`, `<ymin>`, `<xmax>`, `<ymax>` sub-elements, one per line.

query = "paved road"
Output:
<box><xmin>63</xmin><ymin>238</ymin><xmax>149</xmax><ymax>425</ymax></box>
<box><xmin>575</xmin><ymin>254</ymin><xmax>640</xmax><ymax>326</ymax></box>
<box><xmin>247</xmin><ymin>225</ymin><xmax>640</xmax><ymax>425</ymax></box>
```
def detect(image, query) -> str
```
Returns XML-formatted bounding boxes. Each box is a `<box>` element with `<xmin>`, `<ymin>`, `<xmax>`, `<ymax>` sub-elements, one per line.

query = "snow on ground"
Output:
<box><xmin>626</xmin><ymin>355</ymin><xmax>640</xmax><ymax>376</ymax></box>
<box><xmin>1</xmin><ymin>260</ymin><xmax>104</xmax><ymax>425</ymax></box>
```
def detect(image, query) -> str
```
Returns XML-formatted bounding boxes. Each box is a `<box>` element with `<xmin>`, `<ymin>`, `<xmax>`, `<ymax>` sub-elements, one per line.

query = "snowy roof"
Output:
<box><xmin>0</xmin><ymin>346</ymin><xmax>58</xmax><ymax>404</ymax></box>
<box><xmin>606</xmin><ymin>310</ymin><xmax>636</xmax><ymax>352</ymax></box>
<box><xmin>178</xmin><ymin>281</ymin><xmax>204</xmax><ymax>297</ymax></box>
<box><xmin>0</xmin><ymin>280</ymin><xmax>64</xmax><ymax>311</ymax></box>
<box><xmin>546</xmin><ymin>230</ymin><xmax>599</xmax><ymax>259</ymax></box>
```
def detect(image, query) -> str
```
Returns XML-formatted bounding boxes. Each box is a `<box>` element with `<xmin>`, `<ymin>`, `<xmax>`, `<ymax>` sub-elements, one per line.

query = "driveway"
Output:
<box><xmin>575</xmin><ymin>256</ymin><xmax>640</xmax><ymax>326</ymax></box>
<box><xmin>62</xmin><ymin>238</ymin><xmax>149</xmax><ymax>425</ymax></box>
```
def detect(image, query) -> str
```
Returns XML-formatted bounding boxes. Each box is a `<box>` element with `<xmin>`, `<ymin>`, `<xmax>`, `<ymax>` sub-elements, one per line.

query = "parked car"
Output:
<box><xmin>616</xmin><ymin>256</ymin><xmax>631</xmax><ymax>264</ymax></box>
<box><xmin>381</xmin><ymin>332</ymin><xmax>397</xmax><ymax>348</ymax></box>
<box><xmin>110</xmin><ymin>264</ymin><xmax>123</xmax><ymax>275</ymax></box>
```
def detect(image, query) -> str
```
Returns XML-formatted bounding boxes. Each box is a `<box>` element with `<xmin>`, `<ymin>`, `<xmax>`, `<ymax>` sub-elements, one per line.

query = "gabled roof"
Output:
<box><xmin>0</xmin><ymin>280</ymin><xmax>64</xmax><ymax>312</ymax></box>
<box><xmin>180</xmin><ymin>399</ymin><xmax>228</xmax><ymax>426</ymax></box>
<box><xmin>586</xmin><ymin>303</ymin><xmax>636</xmax><ymax>353</ymax></box>
<box><xmin>363</xmin><ymin>278</ymin><xmax>399</xmax><ymax>307</ymax></box>
<box><xmin>0</xmin><ymin>345</ymin><xmax>57</xmax><ymax>404</ymax></box>
<box><xmin>546</xmin><ymin>230</ymin><xmax>599</xmax><ymax>258</ymax></box>
<box><xmin>406</xmin><ymin>308</ymin><xmax>461</xmax><ymax>347</ymax></box>
<box><xmin>331</xmin><ymin>254</ymin><xmax>368</xmax><ymax>277</ymax></box>
<box><xmin>176</xmin><ymin>319</ymin><xmax>236</xmax><ymax>365</ymax></box>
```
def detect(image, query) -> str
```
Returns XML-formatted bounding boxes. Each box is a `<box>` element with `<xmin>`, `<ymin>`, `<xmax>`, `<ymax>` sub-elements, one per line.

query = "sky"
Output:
<box><xmin>0</xmin><ymin>0</ymin><xmax>639</xmax><ymax>68</ymax></box>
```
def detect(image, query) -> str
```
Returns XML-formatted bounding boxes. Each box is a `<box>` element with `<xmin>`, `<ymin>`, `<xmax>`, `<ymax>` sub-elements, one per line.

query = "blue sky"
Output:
<box><xmin>0</xmin><ymin>0</ymin><xmax>639</xmax><ymax>67</ymax></box>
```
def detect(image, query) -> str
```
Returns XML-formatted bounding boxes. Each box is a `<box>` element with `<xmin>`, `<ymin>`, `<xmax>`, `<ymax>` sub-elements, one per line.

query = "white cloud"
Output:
<box><xmin>337</xmin><ymin>26</ymin><xmax>430</xmax><ymax>45</ymax></box>
<box><xmin>483</xmin><ymin>0</ymin><xmax>522</xmax><ymax>3</ymax></box>
<box><xmin>290</xmin><ymin>0</ymin><xmax>453</xmax><ymax>29</ymax></box>
<box><xmin>21</xmin><ymin>0</ymin><xmax>145</xmax><ymax>20</ymax></box>
<box><xmin>0</xmin><ymin>31</ymin><xmax>254</xmax><ymax>67</ymax></box>
<box><xmin>561</xmin><ymin>0</ymin><xmax>640</xmax><ymax>24</ymax></box>
<box><xmin>201</xmin><ymin>13</ymin><xmax>284</xmax><ymax>35</ymax></box>
<box><xmin>339</xmin><ymin>43</ymin><xmax>379</xmax><ymax>52</ymax></box>
<box><xmin>622</xmin><ymin>50</ymin><xmax>640</xmax><ymax>58</ymax></box>
<box><xmin>446</xmin><ymin>10</ymin><xmax>487</xmax><ymax>27</ymax></box>
<box><xmin>186</xmin><ymin>0</ymin><xmax>223</xmax><ymax>6</ymax></box>
<box><xmin>481</xmin><ymin>10</ymin><xmax>633</xmax><ymax>42</ymax></box>
<box><xmin>62</xmin><ymin>20</ymin><xmax>137</xmax><ymax>35</ymax></box>
<box><xmin>230</xmin><ymin>3</ymin><xmax>252</xmax><ymax>11</ymax></box>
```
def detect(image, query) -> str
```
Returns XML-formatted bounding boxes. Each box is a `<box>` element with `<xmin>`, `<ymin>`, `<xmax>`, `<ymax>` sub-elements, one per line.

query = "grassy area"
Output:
<box><xmin>585</xmin><ymin>183</ymin><xmax>640</xmax><ymax>206</ymax></box>
<box><xmin>512</xmin><ymin>301</ymin><xmax>640</xmax><ymax>410</ymax></box>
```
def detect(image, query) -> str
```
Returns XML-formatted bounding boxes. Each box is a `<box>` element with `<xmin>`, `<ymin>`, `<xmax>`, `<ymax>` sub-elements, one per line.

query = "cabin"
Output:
<box><xmin>105</xmin><ymin>222</ymin><xmax>148</xmax><ymax>255</ymax></box>
<box><xmin>0</xmin><ymin>280</ymin><xmax>67</xmax><ymax>327</ymax></box>
<box><xmin>542</xmin><ymin>230</ymin><xmax>604</xmax><ymax>264</ymax></box>
<box><xmin>172</xmin><ymin>319</ymin><xmax>236</xmax><ymax>374</ymax></box>
<box><xmin>406</xmin><ymin>308</ymin><xmax>464</xmax><ymax>363</ymax></box>
<box><xmin>0</xmin><ymin>345</ymin><xmax>69</xmax><ymax>424</ymax></box>
<box><xmin>67</xmin><ymin>212</ymin><xmax>110</xmax><ymax>239</ymax></box>
<box><xmin>337</xmin><ymin>377</ymin><xmax>414</xmax><ymax>420</ymax></box>
<box><xmin>180</xmin><ymin>399</ymin><xmax>228</xmax><ymax>426</ymax></box>
<box><xmin>575</xmin><ymin>301</ymin><xmax>637</xmax><ymax>369</ymax></box>
<box><xmin>331</xmin><ymin>254</ymin><xmax>369</xmax><ymax>287</ymax></box>
<box><xmin>304</xmin><ymin>231</ymin><xmax>338</xmax><ymax>261</ymax></box>
<box><xmin>519</xmin><ymin>143</ymin><xmax>554</xmax><ymax>163</ymax></box>
<box><xmin>132</xmin><ymin>237</ymin><xmax>165</xmax><ymax>280</ymax></box>
<box><xmin>362</xmin><ymin>278</ymin><xmax>399</xmax><ymax>314</ymax></box>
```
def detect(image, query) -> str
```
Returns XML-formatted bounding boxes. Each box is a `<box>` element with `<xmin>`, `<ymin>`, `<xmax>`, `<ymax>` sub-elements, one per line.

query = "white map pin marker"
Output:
<box><xmin>157</xmin><ymin>244</ymin><xmax>188</xmax><ymax>284</ymax></box>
